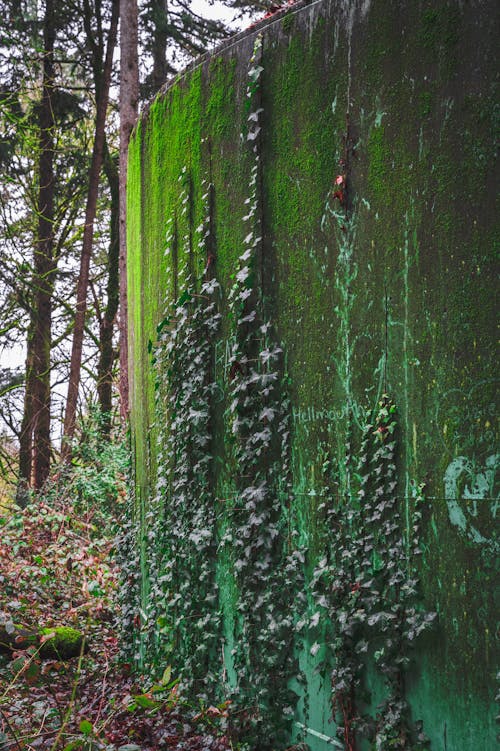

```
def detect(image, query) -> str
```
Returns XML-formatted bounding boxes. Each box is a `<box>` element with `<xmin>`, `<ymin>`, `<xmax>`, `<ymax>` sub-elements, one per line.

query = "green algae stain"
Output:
<box><xmin>206</xmin><ymin>56</ymin><xmax>237</xmax><ymax>138</ymax></box>
<box><xmin>366</xmin><ymin>123</ymin><xmax>391</xmax><ymax>206</ymax></box>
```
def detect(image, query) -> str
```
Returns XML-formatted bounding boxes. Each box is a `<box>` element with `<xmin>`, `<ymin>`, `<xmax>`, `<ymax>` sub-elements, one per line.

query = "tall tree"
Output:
<box><xmin>62</xmin><ymin>0</ymin><xmax>119</xmax><ymax>452</ymax></box>
<box><xmin>119</xmin><ymin>0</ymin><xmax>139</xmax><ymax>422</ymax></box>
<box><xmin>96</xmin><ymin>144</ymin><xmax>120</xmax><ymax>435</ymax></box>
<box><xmin>31</xmin><ymin>0</ymin><xmax>56</xmax><ymax>488</ymax></box>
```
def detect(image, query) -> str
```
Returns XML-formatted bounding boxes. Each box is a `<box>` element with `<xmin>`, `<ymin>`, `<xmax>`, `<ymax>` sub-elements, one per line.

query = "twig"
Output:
<box><xmin>48</xmin><ymin>637</ymin><xmax>86</xmax><ymax>751</ymax></box>
<box><xmin>94</xmin><ymin>645</ymin><xmax>110</xmax><ymax>725</ymax></box>
<box><xmin>0</xmin><ymin>708</ymin><xmax>23</xmax><ymax>751</ymax></box>
<box><xmin>0</xmin><ymin>645</ymin><xmax>44</xmax><ymax>703</ymax></box>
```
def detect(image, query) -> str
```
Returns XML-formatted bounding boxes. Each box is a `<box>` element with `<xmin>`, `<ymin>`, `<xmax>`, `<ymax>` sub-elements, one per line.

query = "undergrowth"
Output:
<box><xmin>0</xmin><ymin>411</ymin><xmax>239</xmax><ymax>751</ymax></box>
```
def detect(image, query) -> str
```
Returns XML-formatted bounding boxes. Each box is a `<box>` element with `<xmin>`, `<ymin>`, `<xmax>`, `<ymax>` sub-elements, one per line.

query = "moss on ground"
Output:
<box><xmin>39</xmin><ymin>626</ymin><xmax>86</xmax><ymax>659</ymax></box>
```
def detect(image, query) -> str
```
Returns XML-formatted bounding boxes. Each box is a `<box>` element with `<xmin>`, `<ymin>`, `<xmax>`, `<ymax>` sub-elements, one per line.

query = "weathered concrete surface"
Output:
<box><xmin>127</xmin><ymin>0</ymin><xmax>498</xmax><ymax>748</ymax></box>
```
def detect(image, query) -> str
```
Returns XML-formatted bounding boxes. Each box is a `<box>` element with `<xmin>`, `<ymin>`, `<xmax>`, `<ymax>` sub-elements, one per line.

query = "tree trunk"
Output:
<box><xmin>151</xmin><ymin>0</ymin><xmax>170</xmax><ymax>92</ymax></box>
<box><xmin>17</xmin><ymin>317</ymin><xmax>35</xmax><ymax>504</ymax></box>
<box><xmin>119</xmin><ymin>0</ymin><xmax>139</xmax><ymax>423</ymax></box>
<box><xmin>62</xmin><ymin>0</ymin><xmax>119</xmax><ymax>455</ymax></box>
<box><xmin>97</xmin><ymin>143</ymin><xmax>120</xmax><ymax>436</ymax></box>
<box><xmin>32</xmin><ymin>0</ymin><xmax>56</xmax><ymax>490</ymax></box>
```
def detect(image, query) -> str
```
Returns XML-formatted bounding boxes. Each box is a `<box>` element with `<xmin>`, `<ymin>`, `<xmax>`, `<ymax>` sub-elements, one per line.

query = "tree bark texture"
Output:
<box><xmin>97</xmin><ymin>143</ymin><xmax>120</xmax><ymax>435</ymax></box>
<box><xmin>17</xmin><ymin>317</ymin><xmax>35</xmax><ymax>493</ymax></box>
<box><xmin>151</xmin><ymin>0</ymin><xmax>170</xmax><ymax>92</ymax></box>
<box><xmin>119</xmin><ymin>0</ymin><xmax>139</xmax><ymax>423</ymax></box>
<box><xmin>32</xmin><ymin>0</ymin><xmax>56</xmax><ymax>489</ymax></box>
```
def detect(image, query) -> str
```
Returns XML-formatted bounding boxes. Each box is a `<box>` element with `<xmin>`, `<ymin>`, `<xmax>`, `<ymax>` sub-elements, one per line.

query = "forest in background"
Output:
<box><xmin>0</xmin><ymin>0</ymin><xmax>270</xmax><ymax>501</ymax></box>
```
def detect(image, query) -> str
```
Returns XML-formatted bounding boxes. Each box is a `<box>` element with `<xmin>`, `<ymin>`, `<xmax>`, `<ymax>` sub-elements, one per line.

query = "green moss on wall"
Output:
<box><xmin>127</xmin><ymin>1</ymin><xmax>499</xmax><ymax>748</ymax></box>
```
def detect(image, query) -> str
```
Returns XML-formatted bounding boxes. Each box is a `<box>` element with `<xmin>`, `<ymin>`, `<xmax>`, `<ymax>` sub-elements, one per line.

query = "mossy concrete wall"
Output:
<box><xmin>127</xmin><ymin>0</ymin><xmax>498</xmax><ymax>748</ymax></box>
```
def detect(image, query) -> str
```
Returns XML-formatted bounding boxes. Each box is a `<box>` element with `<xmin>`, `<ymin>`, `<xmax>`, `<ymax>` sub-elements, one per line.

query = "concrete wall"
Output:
<box><xmin>126</xmin><ymin>1</ymin><xmax>498</xmax><ymax>748</ymax></box>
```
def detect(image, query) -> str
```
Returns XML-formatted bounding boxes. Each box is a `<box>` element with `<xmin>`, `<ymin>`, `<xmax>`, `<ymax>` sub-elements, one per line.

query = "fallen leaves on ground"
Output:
<box><xmin>0</xmin><ymin>497</ymin><xmax>232</xmax><ymax>751</ymax></box>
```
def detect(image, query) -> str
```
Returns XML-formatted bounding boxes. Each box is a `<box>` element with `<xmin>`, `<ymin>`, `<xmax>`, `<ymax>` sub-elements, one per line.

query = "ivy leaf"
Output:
<box><xmin>161</xmin><ymin>664</ymin><xmax>172</xmax><ymax>686</ymax></box>
<box><xmin>355</xmin><ymin>640</ymin><xmax>369</xmax><ymax>654</ymax></box>
<box><xmin>248</xmin><ymin>65</ymin><xmax>264</xmax><ymax>81</ymax></box>
<box><xmin>248</xmin><ymin>108</ymin><xmax>264</xmax><ymax>122</ymax></box>
<box><xmin>177</xmin><ymin>290</ymin><xmax>191</xmax><ymax>307</ymax></box>
<box><xmin>247</xmin><ymin>126</ymin><xmax>261</xmax><ymax>141</ymax></box>
<box><xmin>132</xmin><ymin>693</ymin><xmax>158</xmax><ymax>709</ymax></box>
<box><xmin>309</xmin><ymin>612</ymin><xmax>320</xmax><ymax>628</ymax></box>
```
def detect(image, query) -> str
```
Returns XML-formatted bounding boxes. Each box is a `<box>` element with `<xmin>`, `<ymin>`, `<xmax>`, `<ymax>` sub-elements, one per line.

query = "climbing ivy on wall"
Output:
<box><xmin>311</xmin><ymin>396</ymin><xmax>436</xmax><ymax>750</ymax></box>
<box><xmin>116</xmin><ymin>461</ymin><xmax>142</xmax><ymax>667</ymax></box>
<box><xmin>145</xmin><ymin>167</ymin><xmax>223</xmax><ymax>696</ymax></box>
<box><xmin>303</xmin><ymin>92</ymin><xmax>436</xmax><ymax>751</ymax></box>
<box><xmin>221</xmin><ymin>32</ymin><xmax>305</xmax><ymax>746</ymax></box>
<box><xmin>120</xmin><ymin>34</ymin><xmax>307</xmax><ymax>747</ymax></box>
<box><xmin>119</xmin><ymin>28</ymin><xmax>440</xmax><ymax>751</ymax></box>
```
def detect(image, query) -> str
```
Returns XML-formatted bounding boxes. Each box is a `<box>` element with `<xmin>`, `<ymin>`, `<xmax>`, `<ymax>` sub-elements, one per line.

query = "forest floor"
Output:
<box><xmin>0</xmin><ymin>492</ymin><xmax>233</xmax><ymax>751</ymax></box>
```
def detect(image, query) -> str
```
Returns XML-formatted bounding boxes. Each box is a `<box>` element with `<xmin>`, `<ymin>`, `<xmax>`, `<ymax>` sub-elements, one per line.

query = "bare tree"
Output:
<box><xmin>97</xmin><ymin>144</ymin><xmax>120</xmax><ymax>436</ymax></box>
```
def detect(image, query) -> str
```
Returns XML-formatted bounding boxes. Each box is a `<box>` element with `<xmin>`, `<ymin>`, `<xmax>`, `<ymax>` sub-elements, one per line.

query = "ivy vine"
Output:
<box><xmin>145</xmin><ymin>166</ymin><xmax>223</xmax><ymax>698</ymax></box>
<box><xmin>116</xmin><ymin>457</ymin><xmax>142</xmax><ymax>668</ymax></box>
<box><xmin>311</xmin><ymin>396</ymin><xmax>436</xmax><ymax>750</ymax></box>
<box><xmin>221</xmin><ymin>32</ymin><xmax>305</xmax><ymax>748</ymax></box>
<box><xmin>117</xmin><ymin>32</ymin><xmax>438</xmax><ymax>751</ymax></box>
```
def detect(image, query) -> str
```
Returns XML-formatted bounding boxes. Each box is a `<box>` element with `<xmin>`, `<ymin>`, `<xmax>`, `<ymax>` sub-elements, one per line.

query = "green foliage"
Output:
<box><xmin>146</xmin><ymin>181</ymin><xmax>223</xmax><ymax>692</ymax></box>
<box><xmin>221</xmin><ymin>33</ymin><xmax>305</xmax><ymax>746</ymax></box>
<box><xmin>310</xmin><ymin>396</ymin><xmax>436</xmax><ymax>750</ymax></box>
<box><xmin>42</xmin><ymin>408</ymin><xmax>128</xmax><ymax>528</ymax></box>
<box><xmin>120</xmin><ymin>35</ymin><xmax>305</xmax><ymax>748</ymax></box>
